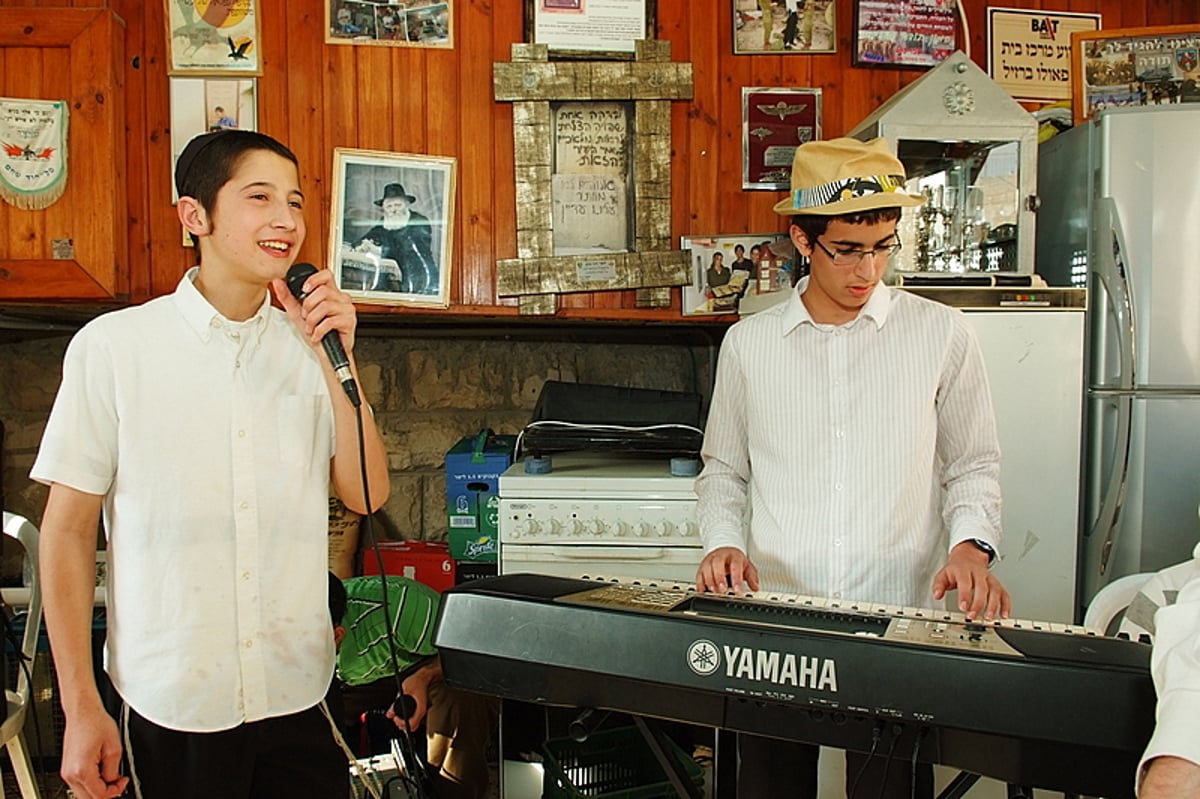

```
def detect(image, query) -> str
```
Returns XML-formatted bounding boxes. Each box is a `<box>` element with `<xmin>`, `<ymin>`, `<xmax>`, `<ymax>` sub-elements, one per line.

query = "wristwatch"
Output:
<box><xmin>968</xmin><ymin>538</ymin><xmax>997</xmax><ymax>565</ymax></box>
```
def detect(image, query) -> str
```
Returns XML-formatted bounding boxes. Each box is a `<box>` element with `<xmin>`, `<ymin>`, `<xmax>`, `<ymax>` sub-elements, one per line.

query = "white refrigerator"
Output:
<box><xmin>1039</xmin><ymin>105</ymin><xmax>1200</xmax><ymax>610</ymax></box>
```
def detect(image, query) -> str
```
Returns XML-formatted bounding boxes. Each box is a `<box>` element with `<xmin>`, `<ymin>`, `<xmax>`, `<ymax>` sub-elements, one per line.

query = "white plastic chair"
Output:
<box><xmin>1083</xmin><ymin>571</ymin><xmax>1153</xmax><ymax>635</ymax></box>
<box><xmin>2</xmin><ymin>511</ymin><xmax>43</xmax><ymax>799</ymax></box>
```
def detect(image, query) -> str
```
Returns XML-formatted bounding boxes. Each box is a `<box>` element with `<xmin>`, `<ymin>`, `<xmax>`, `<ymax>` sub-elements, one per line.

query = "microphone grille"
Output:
<box><xmin>285</xmin><ymin>262</ymin><xmax>318</xmax><ymax>299</ymax></box>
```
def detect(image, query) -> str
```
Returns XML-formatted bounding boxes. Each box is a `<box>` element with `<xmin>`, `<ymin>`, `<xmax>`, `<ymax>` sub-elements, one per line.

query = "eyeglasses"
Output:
<box><xmin>812</xmin><ymin>237</ymin><xmax>902</xmax><ymax>267</ymax></box>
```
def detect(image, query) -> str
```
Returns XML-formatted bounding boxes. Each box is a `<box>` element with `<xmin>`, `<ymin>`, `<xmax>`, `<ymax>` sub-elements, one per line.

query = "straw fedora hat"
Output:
<box><xmin>772</xmin><ymin>137</ymin><xmax>925</xmax><ymax>216</ymax></box>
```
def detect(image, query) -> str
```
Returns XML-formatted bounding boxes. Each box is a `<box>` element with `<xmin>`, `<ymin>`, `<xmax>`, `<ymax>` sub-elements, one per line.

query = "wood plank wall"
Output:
<box><xmin>8</xmin><ymin>0</ymin><xmax>1200</xmax><ymax>319</ymax></box>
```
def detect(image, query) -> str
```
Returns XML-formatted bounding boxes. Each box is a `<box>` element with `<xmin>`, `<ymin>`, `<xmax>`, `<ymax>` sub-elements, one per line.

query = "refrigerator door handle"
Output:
<box><xmin>1095</xmin><ymin>198</ymin><xmax>1136</xmax><ymax>390</ymax></box>
<box><xmin>1087</xmin><ymin>393</ymin><xmax>1133</xmax><ymax>578</ymax></box>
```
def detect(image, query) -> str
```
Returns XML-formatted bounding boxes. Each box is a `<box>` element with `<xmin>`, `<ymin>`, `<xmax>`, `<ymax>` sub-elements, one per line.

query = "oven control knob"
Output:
<box><xmin>681</xmin><ymin>521</ymin><xmax>700</xmax><ymax>537</ymax></box>
<box><xmin>548</xmin><ymin>518</ymin><xmax>564</xmax><ymax>534</ymax></box>
<box><xmin>654</xmin><ymin>520</ymin><xmax>675</xmax><ymax>537</ymax></box>
<box><xmin>588</xmin><ymin>519</ymin><xmax>608</xmax><ymax>535</ymax></box>
<box><xmin>570</xmin><ymin>519</ymin><xmax>586</xmax><ymax>535</ymax></box>
<box><xmin>636</xmin><ymin>522</ymin><xmax>653</xmax><ymax>537</ymax></box>
<box><xmin>516</xmin><ymin>518</ymin><xmax>541</xmax><ymax>536</ymax></box>
<box><xmin>614</xmin><ymin>521</ymin><xmax>632</xmax><ymax>537</ymax></box>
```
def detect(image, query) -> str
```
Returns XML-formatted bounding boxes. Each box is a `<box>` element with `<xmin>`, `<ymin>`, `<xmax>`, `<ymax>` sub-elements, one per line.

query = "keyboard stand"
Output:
<box><xmin>631</xmin><ymin>715</ymin><xmax>703</xmax><ymax>799</ymax></box>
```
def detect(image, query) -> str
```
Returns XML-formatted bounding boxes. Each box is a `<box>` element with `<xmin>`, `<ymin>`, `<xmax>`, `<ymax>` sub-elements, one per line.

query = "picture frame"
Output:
<box><xmin>169</xmin><ymin>78</ymin><xmax>258</xmax><ymax>215</ymax></box>
<box><xmin>742</xmin><ymin>87</ymin><xmax>822</xmax><ymax>191</ymax></box>
<box><xmin>525</xmin><ymin>0</ymin><xmax>655</xmax><ymax>59</ymax></box>
<box><xmin>851</xmin><ymin>0</ymin><xmax>957</xmax><ymax>69</ymax></box>
<box><xmin>1071</xmin><ymin>25</ymin><xmax>1200</xmax><ymax>124</ymax></box>
<box><xmin>165</xmin><ymin>0</ymin><xmax>263</xmax><ymax>76</ymax></box>
<box><xmin>326</xmin><ymin>1</ymin><xmax>452</xmax><ymax>48</ymax></box>
<box><xmin>987</xmin><ymin>7</ymin><xmax>1099</xmax><ymax>102</ymax></box>
<box><xmin>329</xmin><ymin>148</ymin><xmax>456</xmax><ymax>308</ymax></box>
<box><xmin>734</xmin><ymin>0</ymin><xmax>836</xmax><ymax>55</ymax></box>
<box><xmin>681</xmin><ymin>233</ymin><xmax>794</xmax><ymax>316</ymax></box>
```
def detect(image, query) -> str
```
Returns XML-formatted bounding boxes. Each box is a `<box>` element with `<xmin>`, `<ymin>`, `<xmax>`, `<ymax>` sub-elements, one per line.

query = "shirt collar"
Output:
<box><xmin>779</xmin><ymin>276</ymin><xmax>893</xmax><ymax>335</ymax></box>
<box><xmin>172</xmin><ymin>266</ymin><xmax>272</xmax><ymax>342</ymax></box>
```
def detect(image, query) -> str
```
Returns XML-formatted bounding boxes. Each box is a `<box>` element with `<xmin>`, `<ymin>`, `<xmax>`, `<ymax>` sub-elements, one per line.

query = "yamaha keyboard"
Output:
<box><xmin>434</xmin><ymin>573</ymin><xmax>1155</xmax><ymax>798</ymax></box>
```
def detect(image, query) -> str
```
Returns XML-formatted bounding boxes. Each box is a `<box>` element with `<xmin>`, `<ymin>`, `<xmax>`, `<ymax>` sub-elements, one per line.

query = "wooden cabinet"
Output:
<box><xmin>0</xmin><ymin>9</ymin><xmax>127</xmax><ymax>301</ymax></box>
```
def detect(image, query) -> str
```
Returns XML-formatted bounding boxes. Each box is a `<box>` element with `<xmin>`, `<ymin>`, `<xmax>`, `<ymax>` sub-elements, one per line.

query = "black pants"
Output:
<box><xmin>123</xmin><ymin>702</ymin><xmax>348</xmax><ymax>799</ymax></box>
<box><xmin>737</xmin><ymin>734</ymin><xmax>934</xmax><ymax>799</ymax></box>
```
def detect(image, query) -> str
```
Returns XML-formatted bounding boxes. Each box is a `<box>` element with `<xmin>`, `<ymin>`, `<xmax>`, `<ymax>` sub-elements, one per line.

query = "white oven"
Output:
<box><xmin>497</xmin><ymin>451</ymin><xmax>704</xmax><ymax>583</ymax></box>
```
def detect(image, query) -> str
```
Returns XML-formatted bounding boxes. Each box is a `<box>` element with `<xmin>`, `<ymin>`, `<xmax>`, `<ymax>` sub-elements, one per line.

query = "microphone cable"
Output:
<box><xmin>353</xmin><ymin>400</ymin><xmax>437</xmax><ymax>799</ymax></box>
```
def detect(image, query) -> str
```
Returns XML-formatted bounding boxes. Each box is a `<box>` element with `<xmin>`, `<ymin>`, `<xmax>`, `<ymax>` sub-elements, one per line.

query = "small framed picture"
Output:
<box><xmin>733</xmin><ymin>0</ymin><xmax>836</xmax><ymax>55</ymax></box>
<box><xmin>327</xmin><ymin>1</ymin><xmax>452</xmax><ymax>48</ymax></box>
<box><xmin>681</xmin><ymin>233</ymin><xmax>795</xmax><ymax>316</ymax></box>
<box><xmin>165</xmin><ymin>0</ymin><xmax>263</xmax><ymax>76</ymax></box>
<box><xmin>851</xmin><ymin>0</ymin><xmax>957</xmax><ymax>69</ymax></box>
<box><xmin>526</xmin><ymin>0</ymin><xmax>655</xmax><ymax>59</ymax></box>
<box><xmin>329</xmin><ymin>148</ymin><xmax>456</xmax><ymax>309</ymax></box>
<box><xmin>1071</xmin><ymin>24</ymin><xmax>1200</xmax><ymax>124</ymax></box>
<box><xmin>169</xmin><ymin>77</ymin><xmax>258</xmax><ymax>208</ymax></box>
<box><xmin>742</xmin><ymin>87</ymin><xmax>822</xmax><ymax>190</ymax></box>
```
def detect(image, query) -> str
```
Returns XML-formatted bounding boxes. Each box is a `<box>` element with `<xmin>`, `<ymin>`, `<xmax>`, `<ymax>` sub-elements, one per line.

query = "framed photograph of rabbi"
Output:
<box><xmin>329</xmin><ymin>148</ymin><xmax>456</xmax><ymax>308</ymax></box>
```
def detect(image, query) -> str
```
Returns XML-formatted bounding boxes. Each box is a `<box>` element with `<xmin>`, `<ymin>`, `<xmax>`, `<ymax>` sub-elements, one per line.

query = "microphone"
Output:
<box><xmin>284</xmin><ymin>263</ymin><xmax>361</xmax><ymax>408</ymax></box>
<box><xmin>392</xmin><ymin>693</ymin><xmax>417</xmax><ymax>720</ymax></box>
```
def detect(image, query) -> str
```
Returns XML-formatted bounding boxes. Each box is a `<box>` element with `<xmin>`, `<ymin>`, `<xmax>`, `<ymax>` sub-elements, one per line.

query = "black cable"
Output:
<box><xmin>909</xmin><ymin>727</ymin><xmax>927</xmax><ymax>799</ymax></box>
<box><xmin>354</xmin><ymin>404</ymin><xmax>435</xmax><ymax>799</ymax></box>
<box><xmin>875</xmin><ymin>727</ymin><xmax>902</xmax><ymax>799</ymax></box>
<box><xmin>848</xmin><ymin>721</ymin><xmax>883</xmax><ymax>799</ymax></box>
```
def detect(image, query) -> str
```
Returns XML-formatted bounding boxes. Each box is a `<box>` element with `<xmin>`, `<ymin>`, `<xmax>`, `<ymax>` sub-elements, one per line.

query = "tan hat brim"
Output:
<box><xmin>773</xmin><ymin>190</ymin><xmax>926</xmax><ymax>216</ymax></box>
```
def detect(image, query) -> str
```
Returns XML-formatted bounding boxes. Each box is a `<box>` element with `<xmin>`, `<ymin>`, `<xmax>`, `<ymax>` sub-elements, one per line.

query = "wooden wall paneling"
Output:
<box><xmin>391</xmin><ymin>49</ymin><xmax>428</xmax><ymax>155</ymax></box>
<box><xmin>1148</xmin><ymin>0</ymin><xmax>1174</xmax><ymax>27</ymax></box>
<box><xmin>115</xmin><ymin>0</ymin><xmax>152</xmax><ymax>300</ymax></box>
<box><xmin>424</xmin><ymin>49</ymin><xmax>461</xmax><ymax>307</ymax></box>
<box><xmin>490</xmin><ymin>4</ymin><xmax>522</xmax><ymax>311</ymax></box>
<box><xmin>142</xmin><ymin>0</ymin><xmax>189</xmax><ymax>297</ymax></box>
<box><xmin>355</xmin><ymin>47</ymin><xmax>394</xmax><ymax>152</ymax></box>
<box><xmin>3</xmin><ymin>45</ymin><xmax>46</xmax><ymax>262</ymax></box>
<box><xmin>685</xmin><ymin>1</ymin><xmax>721</xmax><ymax>238</ymax></box>
<box><xmin>456</xmin><ymin>0</ymin><xmax>499</xmax><ymax>307</ymax></box>
<box><xmin>278</xmin><ymin>5</ymin><xmax>327</xmax><ymax>272</ymax></box>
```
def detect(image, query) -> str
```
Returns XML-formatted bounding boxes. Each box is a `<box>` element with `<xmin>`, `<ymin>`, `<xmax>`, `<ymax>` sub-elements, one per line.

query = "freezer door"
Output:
<box><xmin>1081</xmin><ymin>392</ymin><xmax>1200</xmax><ymax>606</ymax></box>
<box><xmin>1094</xmin><ymin>107</ymin><xmax>1200</xmax><ymax>389</ymax></box>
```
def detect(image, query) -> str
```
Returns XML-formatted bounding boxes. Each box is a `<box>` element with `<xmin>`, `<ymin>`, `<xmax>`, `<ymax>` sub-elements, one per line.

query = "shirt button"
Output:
<box><xmin>835</xmin><ymin>430</ymin><xmax>845</xmax><ymax>439</ymax></box>
<box><xmin>244</xmin><ymin>639</ymin><xmax>253</xmax><ymax>649</ymax></box>
<box><xmin>833</xmin><ymin>591</ymin><xmax>842</xmax><ymax>598</ymax></box>
<box><xmin>240</xmin><ymin>501</ymin><xmax>249</xmax><ymax>510</ymax></box>
<box><xmin>834</xmin><ymin>539</ymin><xmax>842</xmax><ymax>546</ymax></box>
<box><xmin>242</xmin><ymin>571</ymin><xmax>252</xmax><ymax>580</ymax></box>
<box><xmin>834</xmin><ymin>483</ymin><xmax>843</xmax><ymax>491</ymax></box>
<box><xmin>238</xmin><ymin>430</ymin><xmax>246</xmax><ymax>438</ymax></box>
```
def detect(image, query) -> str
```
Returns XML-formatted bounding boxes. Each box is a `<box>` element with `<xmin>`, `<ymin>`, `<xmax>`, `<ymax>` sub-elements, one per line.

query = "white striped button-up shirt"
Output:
<box><xmin>696</xmin><ymin>278</ymin><xmax>1002</xmax><ymax>606</ymax></box>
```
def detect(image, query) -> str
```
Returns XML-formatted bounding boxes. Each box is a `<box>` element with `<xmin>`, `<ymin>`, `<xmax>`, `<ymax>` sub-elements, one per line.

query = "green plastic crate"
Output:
<box><xmin>541</xmin><ymin>726</ymin><xmax>704</xmax><ymax>799</ymax></box>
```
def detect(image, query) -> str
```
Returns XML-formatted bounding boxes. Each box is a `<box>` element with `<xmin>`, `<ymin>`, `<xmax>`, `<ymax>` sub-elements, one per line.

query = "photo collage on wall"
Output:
<box><xmin>682</xmin><ymin>234</ymin><xmax>796</xmax><ymax>316</ymax></box>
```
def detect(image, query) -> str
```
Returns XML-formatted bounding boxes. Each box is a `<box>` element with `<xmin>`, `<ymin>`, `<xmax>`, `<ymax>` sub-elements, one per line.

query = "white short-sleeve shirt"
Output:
<box><xmin>32</xmin><ymin>268</ymin><xmax>337</xmax><ymax>732</ymax></box>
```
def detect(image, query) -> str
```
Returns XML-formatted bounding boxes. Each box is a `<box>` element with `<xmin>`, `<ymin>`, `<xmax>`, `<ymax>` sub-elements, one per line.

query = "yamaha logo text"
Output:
<box><xmin>687</xmin><ymin>640</ymin><xmax>839</xmax><ymax>692</ymax></box>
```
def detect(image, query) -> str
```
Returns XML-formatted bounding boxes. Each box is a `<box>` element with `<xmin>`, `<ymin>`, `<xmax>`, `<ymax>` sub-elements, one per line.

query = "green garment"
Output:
<box><xmin>337</xmin><ymin>575</ymin><xmax>441</xmax><ymax>686</ymax></box>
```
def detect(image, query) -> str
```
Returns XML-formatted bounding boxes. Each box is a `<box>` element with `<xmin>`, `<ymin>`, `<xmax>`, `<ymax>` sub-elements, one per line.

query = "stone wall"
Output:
<box><xmin>0</xmin><ymin>324</ymin><xmax>719</xmax><ymax>544</ymax></box>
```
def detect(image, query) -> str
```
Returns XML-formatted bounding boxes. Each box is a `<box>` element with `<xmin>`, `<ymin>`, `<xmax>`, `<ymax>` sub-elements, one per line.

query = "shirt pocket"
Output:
<box><xmin>277</xmin><ymin>394</ymin><xmax>330</xmax><ymax>467</ymax></box>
